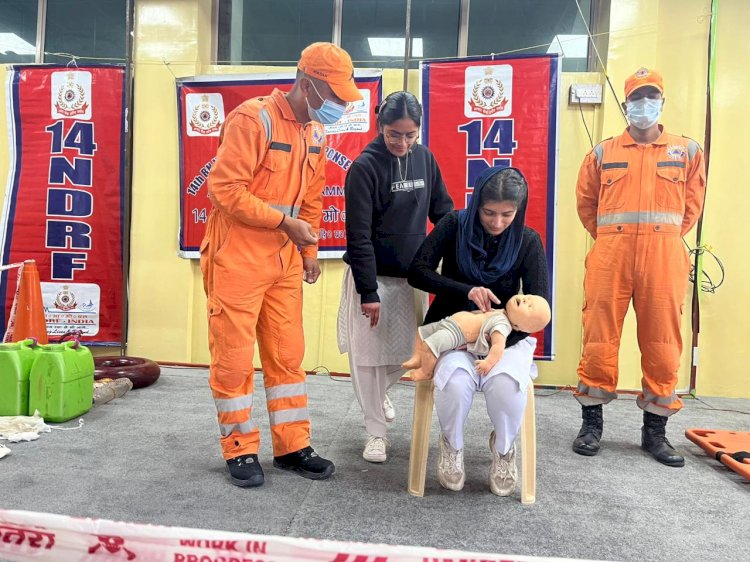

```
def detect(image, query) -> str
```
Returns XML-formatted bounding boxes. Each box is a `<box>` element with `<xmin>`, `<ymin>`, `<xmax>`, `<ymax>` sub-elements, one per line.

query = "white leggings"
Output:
<box><xmin>434</xmin><ymin>369</ymin><xmax>527</xmax><ymax>455</ymax></box>
<box><xmin>350</xmin><ymin>362</ymin><xmax>404</xmax><ymax>438</ymax></box>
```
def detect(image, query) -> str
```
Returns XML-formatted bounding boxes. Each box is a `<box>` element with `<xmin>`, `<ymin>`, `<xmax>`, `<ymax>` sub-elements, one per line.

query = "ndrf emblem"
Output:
<box><xmin>51</xmin><ymin>71</ymin><xmax>92</xmax><ymax>120</ymax></box>
<box><xmin>186</xmin><ymin>93</ymin><xmax>225</xmax><ymax>137</ymax></box>
<box><xmin>464</xmin><ymin>65</ymin><xmax>513</xmax><ymax>118</ymax></box>
<box><xmin>666</xmin><ymin>144</ymin><xmax>686</xmax><ymax>160</ymax></box>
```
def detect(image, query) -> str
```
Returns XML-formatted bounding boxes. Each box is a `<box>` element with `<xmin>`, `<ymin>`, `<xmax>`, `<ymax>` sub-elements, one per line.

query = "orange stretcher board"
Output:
<box><xmin>685</xmin><ymin>429</ymin><xmax>750</xmax><ymax>481</ymax></box>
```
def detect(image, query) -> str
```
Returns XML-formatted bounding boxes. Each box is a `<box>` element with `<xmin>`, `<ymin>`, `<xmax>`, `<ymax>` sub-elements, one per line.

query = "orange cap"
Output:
<box><xmin>298</xmin><ymin>42</ymin><xmax>362</xmax><ymax>103</ymax></box>
<box><xmin>624</xmin><ymin>67</ymin><xmax>664</xmax><ymax>98</ymax></box>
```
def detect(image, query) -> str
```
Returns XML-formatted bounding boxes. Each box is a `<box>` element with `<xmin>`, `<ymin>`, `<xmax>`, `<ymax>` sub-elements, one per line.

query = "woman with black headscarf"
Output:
<box><xmin>408</xmin><ymin>166</ymin><xmax>549</xmax><ymax>497</ymax></box>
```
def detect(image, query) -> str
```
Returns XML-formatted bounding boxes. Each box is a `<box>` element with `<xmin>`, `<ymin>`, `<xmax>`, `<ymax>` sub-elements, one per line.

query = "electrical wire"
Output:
<box><xmin>574</xmin><ymin>0</ymin><xmax>628</xmax><ymax>125</ymax></box>
<box><xmin>533</xmin><ymin>385</ymin><xmax>576</xmax><ymax>397</ymax></box>
<box><xmin>29</xmin><ymin>19</ymin><xmax>654</xmax><ymax>76</ymax></box>
<box><xmin>690</xmin><ymin>396</ymin><xmax>750</xmax><ymax>416</ymax></box>
<box><xmin>577</xmin><ymin>99</ymin><xmax>594</xmax><ymax>148</ymax></box>
<box><xmin>683</xmin><ymin>239</ymin><xmax>725</xmax><ymax>293</ymax></box>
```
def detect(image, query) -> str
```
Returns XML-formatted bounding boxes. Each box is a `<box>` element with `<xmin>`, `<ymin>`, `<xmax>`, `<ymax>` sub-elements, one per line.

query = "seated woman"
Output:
<box><xmin>408</xmin><ymin>166</ymin><xmax>549</xmax><ymax>496</ymax></box>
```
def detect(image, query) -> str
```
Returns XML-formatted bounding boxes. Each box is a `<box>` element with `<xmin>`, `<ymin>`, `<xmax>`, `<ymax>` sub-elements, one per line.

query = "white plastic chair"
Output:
<box><xmin>407</xmin><ymin>379</ymin><xmax>536</xmax><ymax>504</ymax></box>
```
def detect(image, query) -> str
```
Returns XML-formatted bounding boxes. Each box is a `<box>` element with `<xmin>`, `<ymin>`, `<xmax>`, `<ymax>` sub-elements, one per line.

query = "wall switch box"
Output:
<box><xmin>570</xmin><ymin>83</ymin><xmax>603</xmax><ymax>104</ymax></box>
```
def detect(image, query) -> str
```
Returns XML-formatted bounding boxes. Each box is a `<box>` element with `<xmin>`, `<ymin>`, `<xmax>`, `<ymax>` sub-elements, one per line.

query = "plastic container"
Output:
<box><xmin>28</xmin><ymin>341</ymin><xmax>94</xmax><ymax>422</ymax></box>
<box><xmin>0</xmin><ymin>339</ymin><xmax>39</xmax><ymax>416</ymax></box>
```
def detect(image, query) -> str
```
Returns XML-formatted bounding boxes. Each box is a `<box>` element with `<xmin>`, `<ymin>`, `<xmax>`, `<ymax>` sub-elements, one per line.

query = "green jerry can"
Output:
<box><xmin>28</xmin><ymin>341</ymin><xmax>95</xmax><ymax>422</ymax></box>
<box><xmin>0</xmin><ymin>339</ymin><xmax>39</xmax><ymax>416</ymax></box>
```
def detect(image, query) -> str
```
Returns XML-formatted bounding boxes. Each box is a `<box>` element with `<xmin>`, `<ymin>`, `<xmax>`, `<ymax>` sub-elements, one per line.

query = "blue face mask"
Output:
<box><xmin>307</xmin><ymin>80</ymin><xmax>347</xmax><ymax>125</ymax></box>
<box><xmin>626</xmin><ymin>97</ymin><xmax>663</xmax><ymax>130</ymax></box>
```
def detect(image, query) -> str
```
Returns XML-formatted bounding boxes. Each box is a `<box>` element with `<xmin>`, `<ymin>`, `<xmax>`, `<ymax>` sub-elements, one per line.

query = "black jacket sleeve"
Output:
<box><xmin>427</xmin><ymin>153</ymin><xmax>454</xmax><ymax>225</ymax></box>
<box><xmin>505</xmin><ymin>228</ymin><xmax>550</xmax><ymax>348</ymax></box>
<box><xmin>520</xmin><ymin>229</ymin><xmax>550</xmax><ymax>300</ymax></box>
<box><xmin>408</xmin><ymin>213</ymin><xmax>473</xmax><ymax>300</ymax></box>
<box><xmin>344</xmin><ymin>162</ymin><xmax>379</xmax><ymax>303</ymax></box>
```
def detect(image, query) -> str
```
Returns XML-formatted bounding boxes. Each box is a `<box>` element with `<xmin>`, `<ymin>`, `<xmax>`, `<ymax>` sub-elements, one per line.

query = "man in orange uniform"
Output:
<box><xmin>573</xmin><ymin>68</ymin><xmax>706</xmax><ymax>467</ymax></box>
<box><xmin>201</xmin><ymin>43</ymin><xmax>362</xmax><ymax>487</ymax></box>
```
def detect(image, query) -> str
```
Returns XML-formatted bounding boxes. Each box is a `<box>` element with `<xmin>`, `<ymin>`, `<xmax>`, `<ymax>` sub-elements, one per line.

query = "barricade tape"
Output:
<box><xmin>0</xmin><ymin>509</ymin><xmax>584</xmax><ymax>562</ymax></box>
<box><xmin>0</xmin><ymin>262</ymin><xmax>24</xmax><ymax>272</ymax></box>
<box><xmin>2</xmin><ymin>262</ymin><xmax>24</xmax><ymax>343</ymax></box>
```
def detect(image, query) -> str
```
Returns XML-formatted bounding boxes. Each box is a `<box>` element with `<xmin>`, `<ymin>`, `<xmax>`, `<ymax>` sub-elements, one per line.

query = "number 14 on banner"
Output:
<box><xmin>192</xmin><ymin>208</ymin><xmax>207</xmax><ymax>223</ymax></box>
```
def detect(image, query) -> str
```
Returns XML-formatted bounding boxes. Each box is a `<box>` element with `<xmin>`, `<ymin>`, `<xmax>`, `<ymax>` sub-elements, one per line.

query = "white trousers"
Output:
<box><xmin>433</xmin><ymin>340</ymin><xmax>536</xmax><ymax>455</ymax></box>
<box><xmin>349</xmin><ymin>361</ymin><xmax>403</xmax><ymax>437</ymax></box>
<box><xmin>338</xmin><ymin>267</ymin><xmax>427</xmax><ymax>438</ymax></box>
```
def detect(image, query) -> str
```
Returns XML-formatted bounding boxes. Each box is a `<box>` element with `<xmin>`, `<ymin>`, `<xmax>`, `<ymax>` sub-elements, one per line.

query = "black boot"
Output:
<box><xmin>641</xmin><ymin>411</ymin><xmax>684</xmax><ymax>467</ymax></box>
<box><xmin>226</xmin><ymin>453</ymin><xmax>265</xmax><ymax>487</ymax></box>
<box><xmin>273</xmin><ymin>446</ymin><xmax>335</xmax><ymax>480</ymax></box>
<box><xmin>572</xmin><ymin>404</ymin><xmax>603</xmax><ymax>456</ymax></box>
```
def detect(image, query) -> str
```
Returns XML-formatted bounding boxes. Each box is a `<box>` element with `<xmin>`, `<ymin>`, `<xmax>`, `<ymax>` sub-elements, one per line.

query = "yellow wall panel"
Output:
<box><xmin>127</xmin><ymin>0</ymin><xmax>212</xmax><ymax>361</ymax></box>
<box><xmin>535</xmin><ymin>72</ymin><xmax>597</xmax><ymax>386</ymax></box>
<box><xmin>694</xmin><ymin>1</ymin><xmax>750</xmax><ymax>397</ymax></box>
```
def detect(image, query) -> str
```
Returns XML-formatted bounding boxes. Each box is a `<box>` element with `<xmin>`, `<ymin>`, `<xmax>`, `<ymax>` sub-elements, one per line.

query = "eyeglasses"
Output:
<box><xmin>384</xmin><ymin>130</ymin><xmax>419</xmax><ymax>142</ymax></box>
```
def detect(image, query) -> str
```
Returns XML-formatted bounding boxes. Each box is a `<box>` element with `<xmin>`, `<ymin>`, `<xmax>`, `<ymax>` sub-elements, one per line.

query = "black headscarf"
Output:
<box><xmin>455</xmin><ymin>166</ymin><xmax>528</xmax><ymax>285</ymax></box>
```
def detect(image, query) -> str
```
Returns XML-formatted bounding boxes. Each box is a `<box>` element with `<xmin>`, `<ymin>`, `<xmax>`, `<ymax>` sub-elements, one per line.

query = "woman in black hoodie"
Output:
<box><xmin>337</xmin><ymin>91</ymin><xmax>453</xmax><ymax>463</ymax></box>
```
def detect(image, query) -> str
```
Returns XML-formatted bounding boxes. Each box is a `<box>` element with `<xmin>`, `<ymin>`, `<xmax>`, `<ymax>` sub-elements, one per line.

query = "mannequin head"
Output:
<box><xmin>504</xmin><ymin>294</ymin><xmax>551</xmax><ymax>333</ymax></box>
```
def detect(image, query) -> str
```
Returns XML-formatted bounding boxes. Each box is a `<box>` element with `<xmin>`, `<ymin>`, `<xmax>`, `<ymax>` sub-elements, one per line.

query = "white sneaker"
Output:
<box><xmin>437</xmin><ymin>434</ymin><xmax>465</xmax><ymax>491</ymax></box>
<box><xmin>383</xmin><ymin>393</ymin><xmax>395</xmax><ymax>422</ymax></box>
<box><xmin>489</xmin><ymin>431</ymin><xmax>517</xmax><ymax>496</ymax></box>
<box><xmin>363</xmin><ymin>435</ymin><xmax>389</xmax><ymax>463</ymax></box>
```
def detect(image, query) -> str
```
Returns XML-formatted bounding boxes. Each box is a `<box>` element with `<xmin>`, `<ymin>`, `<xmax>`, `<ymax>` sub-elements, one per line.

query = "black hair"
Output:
<box><xmin>376</xmin><ymin>91</ymin><xmax>422</xmax><ymax>127</ymax></box>
<box><xmin>478</xmin><ymin>167</ymin><xmax>528</xmax><ymax>208</ymax></box>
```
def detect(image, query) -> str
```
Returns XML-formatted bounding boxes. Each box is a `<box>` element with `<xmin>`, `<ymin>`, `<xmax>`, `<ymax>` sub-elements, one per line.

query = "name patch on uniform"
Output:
<box><xmin>391</xmin><ymin>179</ymin><xmax>425</xmax><ymax>192</ymax></box>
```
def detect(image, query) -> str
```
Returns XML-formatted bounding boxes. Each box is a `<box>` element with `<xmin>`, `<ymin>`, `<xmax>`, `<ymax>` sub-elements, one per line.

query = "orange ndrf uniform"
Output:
<box><xmin>200</xmin><ymin>89</ymin><xmax>326</xmax><ymax>459</ymax></box>
<box><xmin>575</xmin><ymin>127</ymin><xmax>706</xmax><ymax>416</ymax></box>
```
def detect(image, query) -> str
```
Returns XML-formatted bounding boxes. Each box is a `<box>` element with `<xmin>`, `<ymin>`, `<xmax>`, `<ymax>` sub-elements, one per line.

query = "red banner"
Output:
<box><xmin>177</xmin><ymin>72</ymin><xmax>382</xmax><ymax>258</ymax></box>
<box><xmin>421</xmin><ymin>55</ymin><xmax>559</xmax><ymax>359</ymax></box>
<box><xmin>1</xmin><ymin>65</ymin><xmax>126</xmax><ymax>344</ymax></box>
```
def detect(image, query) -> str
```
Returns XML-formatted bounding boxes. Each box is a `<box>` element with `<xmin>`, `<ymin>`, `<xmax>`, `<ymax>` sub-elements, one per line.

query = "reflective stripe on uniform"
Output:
<box><xmin>593</xmin><ymin>143</ymin><xmax>604</xmax><ymax>165</ymax></box>
<box><xmin>259</xmin><ymin>108</ymin><xmax>272</xmax><ymax>142</ymax></box>
<box><xmin>687</xmin><ymin>139</ymin><xmax>699</xmax><ymax>160</ymax></box>
<box><xmin>597</xmin><ymin>211</ymin><xmax>682</xmax><ymax>227</ymax></box>
<box><xmin>636</xmin><ymin>393</ymin><xmax>681</xmax><ymax>416</ymax></box>
<box><xmin>220</xmin><ymin>419</ymin><xmax>256</xmax><ymax>437</ymax></box>
<box><xmin>269</xmin><ymin>407</ymin><xmax>309</xmax><ymax>426</ymax></box>
<box><xmin>214</xmin><ymin>393</ymin><xmax>253</xmax><ymax>413</ymax></box>
<box><xmin>577</xmin><ymin>382</ymin><xmax>618</xmax><ymax>401</ymax></box>
<box><xmin>265</xmin><ymin>382</ymin><xmax>306</xmax><ymax>401</ymax></box>
<box><xmin>269</xmin><ymin>204</ymin><xmax>301</xmax><ymax>217</ymax></box>
<box><xmin>639</xmin><ymin>390</ymin><xmax>680</xmax><ymax>406</ymax></box>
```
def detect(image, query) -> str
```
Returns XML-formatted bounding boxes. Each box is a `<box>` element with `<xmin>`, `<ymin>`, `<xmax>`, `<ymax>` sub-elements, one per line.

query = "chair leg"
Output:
<box><xmin>407</xmin><ymin>380</ymin><xmax>434</xmax><ymax>497</ymax></box>
<box><xmin>520</xmin><ymin>384</ymin><xmax>536</xmax><ymax>505</ymax></box>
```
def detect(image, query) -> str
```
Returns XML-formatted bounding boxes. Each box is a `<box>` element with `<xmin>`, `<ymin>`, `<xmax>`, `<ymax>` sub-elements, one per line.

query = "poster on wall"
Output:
<box><xmin>176</xmin><ymin>71</ymin><xmax>382</xmax><ymax>259</ymax></box>
<box><xmin>1</xmin><ymin>65</ymin><xmax>126</xmax><ymax>345</ymax></box>
<box><xmin>421</xmin><ymin>54</ymin><xmax>559</xmax><ymax>359</ymax></box>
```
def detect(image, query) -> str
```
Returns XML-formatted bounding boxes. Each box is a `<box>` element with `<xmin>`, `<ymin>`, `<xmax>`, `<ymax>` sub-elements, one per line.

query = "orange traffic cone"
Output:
<box><xmin>12</xmin><ymin>260</ymin><xmax>48</xmax><ymax>344</ymax></box>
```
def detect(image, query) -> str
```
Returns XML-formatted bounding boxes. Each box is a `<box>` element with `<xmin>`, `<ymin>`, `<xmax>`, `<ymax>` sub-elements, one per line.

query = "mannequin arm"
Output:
<box><xmin>474</xmin><ymin>331</ymin><xmax>507</xmax><ymax>375</ymax></box>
